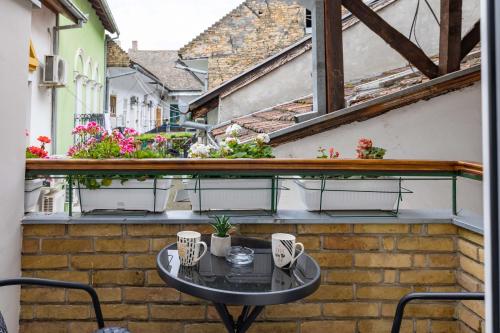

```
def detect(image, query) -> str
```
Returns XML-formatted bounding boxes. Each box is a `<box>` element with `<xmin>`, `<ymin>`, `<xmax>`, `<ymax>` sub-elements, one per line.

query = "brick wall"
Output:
<box><xmin>456</xmin><ymin>228</ymin><xmax>485</xmax><ymax>332</ymax></box>
<box><xmin>20</xmin><ymin>223</ymin><xmax>484</xmax><ymax>333</ymax></box>
<box><xmin>107</xmin><ymin>40</ymin><xmax>130</xmax><ymax>68</ymax></box>
<box><xmin>179</xmin><ymin>0</ymin><xmax>306</xmax><ymax>88</ymax></box>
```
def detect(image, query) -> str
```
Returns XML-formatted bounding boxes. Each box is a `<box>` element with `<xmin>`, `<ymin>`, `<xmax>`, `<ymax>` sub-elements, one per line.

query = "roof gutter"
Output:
<box><xmin>98</xmin><ymin>0</ymin><xmax>120</xmax><ymax>34</ymax></box>
<box><xmin>57</xmin><ymin>0</ymin><xmax>88</xmax><ymax>24</ymax></box>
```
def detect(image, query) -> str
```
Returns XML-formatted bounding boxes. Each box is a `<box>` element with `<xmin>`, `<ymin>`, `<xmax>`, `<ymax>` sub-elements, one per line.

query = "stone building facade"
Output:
<box><xmin>179</xmin><ymin>0</ymin><xmax>307</xmax><ymax>89</ymax></box>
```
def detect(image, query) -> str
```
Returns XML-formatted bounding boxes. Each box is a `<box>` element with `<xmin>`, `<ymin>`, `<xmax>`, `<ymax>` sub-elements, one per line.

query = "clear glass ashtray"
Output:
<box><xmin>225</xmin><ymin>246</ymin><xmax>255</xmax><ymax>265</ymax></box>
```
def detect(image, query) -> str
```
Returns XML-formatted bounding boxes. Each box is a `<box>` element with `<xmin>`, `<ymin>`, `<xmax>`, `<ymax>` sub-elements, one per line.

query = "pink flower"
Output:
<box><xmin>357</xmin><ymin>138</ymin><xmax>373</xmax><ymax>150</ymax></box>
<box><xmin>154</xmin><ymin>135</ymin><xmax>167</xmax><ymax>144</ymax></box>
<box><xmin>119</xmin><ymin>137</ymin><xmax>136</xmax><ymax>155</ymax></box>
<box><xmin>112</xmin><ymin>129</ymin><xmax>124</xmax><ymax>141</ymax></box>
<box><xmin>123</xmin><ymin>128</ymin><xmax>139</xmax><ymax>137</ymax></box>
<box><xmin>329</xmin><ymin>147</ymin><xmax>340</xmax><ymax>159</ymax></box>
<box><xmin>67</xmin><ymin>146</ymin><xmax>79</xmax><ymax>157</ymax></box>
<box><xmin>72</xmin><ymin>125</ymin><xmax>86</xmax><ymax>135</ymax></box>
<box><xmin>86</xmin><ymin>137</ymin><xmax>97</xmax><ymax>145</ymax></box>
<box><xmin>85</xmin><ymin>122</ymin><xmax>104</xmax><ymax>136</ymax></box>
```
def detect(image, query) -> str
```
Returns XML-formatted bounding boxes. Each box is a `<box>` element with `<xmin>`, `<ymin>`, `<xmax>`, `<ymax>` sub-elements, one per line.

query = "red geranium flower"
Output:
<box><xmin>37</xmin><ymin>136</ymin><xmax>51</xmax><ymax>144</ymax></box>
<box><xmin>27</xmin><ymin>146</ymin><xmax>48</xmax><ymax>158</ymax></box>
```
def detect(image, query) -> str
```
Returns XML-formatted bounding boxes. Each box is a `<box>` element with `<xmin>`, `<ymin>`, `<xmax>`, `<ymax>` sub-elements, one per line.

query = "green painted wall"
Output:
<box><xmin>56</xmin><ymin>0</ymin><xmax>106</xmax><ymax>154</ymax></box>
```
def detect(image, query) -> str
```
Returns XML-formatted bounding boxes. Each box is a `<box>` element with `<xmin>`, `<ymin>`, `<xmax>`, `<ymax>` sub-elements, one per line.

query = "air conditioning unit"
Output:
<box><xmin>42</xmin><ymin>55</ymin><xmax>67</xmax><ymax>87</ymax></box>
<box><xmin>39</xmin><ymin>189</ymin><xmax>66</xmax><ymax>213</ymax></box>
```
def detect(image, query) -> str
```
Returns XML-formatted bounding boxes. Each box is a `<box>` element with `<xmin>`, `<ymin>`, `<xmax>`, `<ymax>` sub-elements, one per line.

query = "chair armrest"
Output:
<box><xmin>391</xmin><ymin>292</ymin><xmax>484</xmax><ymax>333</ymax></box>
<box><xmin>0</xmin><ymin>278</ymin><xmax>105</xmax><ymax>329</ymax></box>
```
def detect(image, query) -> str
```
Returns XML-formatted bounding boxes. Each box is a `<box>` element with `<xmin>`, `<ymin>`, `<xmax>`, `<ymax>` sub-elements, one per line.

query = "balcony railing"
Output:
<box><xmin>24</xmin><ymin>159</ymin><xmax>483</xmax><ymax>227</ymax></box>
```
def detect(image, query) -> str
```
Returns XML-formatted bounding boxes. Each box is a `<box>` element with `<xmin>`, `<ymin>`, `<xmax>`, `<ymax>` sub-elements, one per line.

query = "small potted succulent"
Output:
<box><xmin>24</xmin><ymin>135</ymin><xmax>51</xmax><ymax>212</ymax></box>
<box><xmin>185</xmin><ymin>124</ymin><xmax>283</xmax><ymax>212</ymax></box>
<box><xmin>296</xmin><ymin>138</ymin><xmax>402</xmax><ymax>212</ymax></box>
<box><xmin>210</xmin><ymin>215</ymin><xmax>233</xmax><ymax>257</ymax></box>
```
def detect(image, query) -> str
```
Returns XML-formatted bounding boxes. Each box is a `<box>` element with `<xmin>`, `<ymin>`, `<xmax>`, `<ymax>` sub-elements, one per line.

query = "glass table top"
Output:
<box><xmin>156</xmin><ymin>237</ymin><xmax>321</xmax><ymax>305</ymax></box>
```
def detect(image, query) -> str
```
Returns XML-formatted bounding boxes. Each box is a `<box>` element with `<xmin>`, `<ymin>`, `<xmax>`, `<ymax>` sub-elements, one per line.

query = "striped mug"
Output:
<box><xmin>177</xmin><ymin>231</ymin><xmax>207</xmax><ymax>267</ymax></box>
<box><xmin>272</xmin><ymin>233</ymin><xmax>304</xmax><ymax>269</ymax></box>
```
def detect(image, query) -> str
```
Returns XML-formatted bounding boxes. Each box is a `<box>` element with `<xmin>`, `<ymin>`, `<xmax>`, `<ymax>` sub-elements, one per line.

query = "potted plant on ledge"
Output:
<box><xmin>296</xmin><ymin>138</ymin><xmax>403</xmax><ymax>212</ymax></box>
<box><xmin>184</xmin><ymin>124</ymin><xmax>283</xmax><ymax>212</ymax></box>
<box><xmin>67</xmin><ymin>123</ymin><xmax>173</xmax><ymax>213</ymax></box>
<box><xmin>24</xmin><ymin>135</ymin><xmax>50</xmax><ymax>212</ymax></box>
<box><xmin>210</xmin><ymin>215</ymin><xmax>233</xmax><ymax>257</ymax></box>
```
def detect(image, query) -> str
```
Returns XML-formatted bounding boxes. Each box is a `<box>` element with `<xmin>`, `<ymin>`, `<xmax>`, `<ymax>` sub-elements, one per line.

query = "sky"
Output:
<box><xmin>107</xmin><ymin>0</ymin><xmax>243</xmax><ymax>51</ymax></box>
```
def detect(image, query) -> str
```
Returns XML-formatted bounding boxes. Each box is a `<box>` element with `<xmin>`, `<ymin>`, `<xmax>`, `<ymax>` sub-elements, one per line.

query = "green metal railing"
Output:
<box><xmin>25</xmin><ymin>159</ymin><xmax>483</xmax><ymax>217</ymax></box>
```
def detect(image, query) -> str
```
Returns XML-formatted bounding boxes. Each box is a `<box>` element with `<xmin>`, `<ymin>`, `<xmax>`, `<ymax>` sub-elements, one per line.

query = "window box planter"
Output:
<box><xmin>184</xmin><ymin>178</ymin><xmax>283</xmax><ymax>212</ymax></box>
<box><xmin>76</xmin><ymin>178</ymin><xmax>172</xmax><ymax>213</ymax></box>
<box><xmin>295</xmin><ymin>177</ymin><xmax>403</xmax><ymax>211</ymax></box>
<box><xmin>25</xmin><ymin>179</ymin><xmax>43</xmax><ymax>212</ymax></box>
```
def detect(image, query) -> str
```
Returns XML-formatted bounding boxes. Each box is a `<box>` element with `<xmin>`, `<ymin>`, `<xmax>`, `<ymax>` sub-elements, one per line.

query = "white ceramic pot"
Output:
<box><xmin>76</xmin><ymin>178</ymin><xmax>172</xmax><ymax>213</ymax></box>
<box><xmin>210</xmin><ymin>234</ymin><xmax>231</xmax><ymax>257</ymax></box>
<box><xmin>295</xmin><ymin>177</ymin><xmax>401</xmax><ymax>211</ymax></box>
<box><xmin>24</xmin><ymin>179</ymin><xmax>43</xmax><ymax>212</ymax></box>
<box><xmin>184</xmin><ymin>178</ymin><xmax>283</xmax><ymax>212</ymax></box>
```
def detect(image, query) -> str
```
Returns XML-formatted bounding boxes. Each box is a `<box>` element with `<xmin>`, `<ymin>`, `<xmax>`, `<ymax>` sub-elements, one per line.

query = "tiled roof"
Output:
<box><xmin>212</xmin><ymin>52</ymin><xmax>481</xmax><ymax>143</ymax></box>
<box><xmin>212</xmin><ymin>97</ymin><xmax>314</xmax><ymax>142</ymax></box>
<box><xmin>128</xmin><ymin>50</ymin><xmax>204</xmax><ymax>92</ymax></box>
<box><xmin>88</xmin><ymin>0</ymin><xmax>119</xmax><ymax>34</ymax></box>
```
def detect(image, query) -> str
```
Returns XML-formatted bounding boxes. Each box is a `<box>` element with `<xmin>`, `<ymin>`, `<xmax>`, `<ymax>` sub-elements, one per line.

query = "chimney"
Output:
<box><xmin>132</xmin><ymin>40</ymin><xmax>138</xmax><ymax>51</ymax></box>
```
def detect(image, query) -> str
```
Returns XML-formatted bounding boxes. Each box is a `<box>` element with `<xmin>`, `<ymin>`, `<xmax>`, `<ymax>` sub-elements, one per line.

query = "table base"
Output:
<box><xmin>214</xmin><ymin>303</ymin><xmax>265</xmax><ymax>333</ymax></box>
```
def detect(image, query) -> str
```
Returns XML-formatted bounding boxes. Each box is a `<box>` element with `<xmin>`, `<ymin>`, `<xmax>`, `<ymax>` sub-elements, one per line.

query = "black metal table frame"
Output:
<box><xmin>156</xmin><ymin>237</ymin><xmax>321</xmax><ymax>333</ymax></box>
<box><xmin>214</xmin><ymin>303</ymin><xmax>264</xmax><ymax>333</ymax></box>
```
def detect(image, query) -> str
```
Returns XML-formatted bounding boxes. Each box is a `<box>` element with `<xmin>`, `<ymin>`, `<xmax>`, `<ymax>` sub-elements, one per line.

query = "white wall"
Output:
<box><xmin>343</xmin><ymin>0</ymin><xmax>480</xmax><ymax>81</ymax></box>
<box><xmin>211</xmin><ymin>0</ymin><xmax>480</xmax><ymax>125</ymax></box>
<box><xmin>0</xmin><ymin>1</ymin><xmax>32</xmax><ymax>332</ymax></box>
<box><xmin>28</xmin><ymin>4</ymin><xmax>55</xmax><ymax>152</ymax></box>
<box><xmin>218</xmin><ymin>51</ymin><xmax>313</xmax><ymax>123</ymax></box>
<box><xmin>276</xmin><ymin>83</ymin><xmax>483</xmax><ymax>214</ymax></box>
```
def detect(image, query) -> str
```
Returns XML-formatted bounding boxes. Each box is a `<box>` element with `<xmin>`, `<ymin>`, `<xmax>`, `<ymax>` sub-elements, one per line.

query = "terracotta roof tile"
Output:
<box><xmin>128</xmin><ymin>50</ymin><xmax>203</xmax><ymax>91</ymax></box>
<box><xmin>211</xmin><ymin>50</ymin><xmax>481</xmax><ymax>143</ymax></box>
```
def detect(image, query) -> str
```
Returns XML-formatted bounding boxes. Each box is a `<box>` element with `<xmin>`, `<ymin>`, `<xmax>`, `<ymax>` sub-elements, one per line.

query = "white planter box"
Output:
<box><xmin>185</xmin><ymin>178</ymin><xmax>282</xmax><ymax>212</ymax></box>
<box><xmin>295</xmin><ymin>177</ymin><xmax>401</xmax><ymax>211</ymax></box>
<box><xmin>25</xmin><ymin>179</ymin><xmax>43</xmax><ymax>212</ymax></box>
<box><xmin>77</xmin><ymin>178</ymin><xmax>172</xmax><ymax>213</ymax></box>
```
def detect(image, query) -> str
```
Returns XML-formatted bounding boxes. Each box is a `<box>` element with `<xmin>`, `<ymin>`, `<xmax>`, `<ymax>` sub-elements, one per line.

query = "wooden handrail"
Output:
<box><xmin>25</xmin><ymin>159</ymin><xmax>483</xmax><ymax>177</ymax></box>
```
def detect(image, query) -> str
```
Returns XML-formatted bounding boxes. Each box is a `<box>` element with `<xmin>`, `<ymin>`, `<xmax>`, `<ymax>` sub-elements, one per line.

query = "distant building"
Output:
<box><xmin>179</xmin><ymin>0</ymin><xmax>309</xmax><ymax>89</ymax></box>
<box><xmin>106</xmin><ymin>40</ymin><xmax>203</xmax><ymax>133</ymax></box>
<box><xmin>55</xmin><ymin>0</ymin><xmax>119</xmax><ymax>154</ymax></box>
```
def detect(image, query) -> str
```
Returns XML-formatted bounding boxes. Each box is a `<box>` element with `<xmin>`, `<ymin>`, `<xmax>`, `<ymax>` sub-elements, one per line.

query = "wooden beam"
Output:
<box><xmin>439</xmin><ymin>0</ymin><xmax>463</xmax><ymax>74</ymax></box>
<box><xmin>341</xmin><ymin>0</ymin><xmax>439</xmax><ymax>78</ymax></box>
<box><xmin>461</xmin><ymin>20</ymin><xmax>481</xmax><ymax>60</ymax></box>
<box><xmin>25</xmin><ymin>158</ymin><xmax>482</xmax><ymax>176</ymax></box>
<box><xmin>324</xmin><ymin>0</ymin><xmax>345</xmax><ymax>112</ymax></box>
<box><xmin>270</xmin><ymin>67</ymin><xmax>481</xmax><ymax>146</ymax></box>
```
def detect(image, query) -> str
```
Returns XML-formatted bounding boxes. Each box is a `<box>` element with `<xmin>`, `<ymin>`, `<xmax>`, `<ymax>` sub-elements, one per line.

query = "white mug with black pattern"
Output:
<box><xmin>272</xmin><ymin>233</ymin><xmax>304</xmax><ymax>269</ymax></box>
<box><xmin>177</xmin><ymin>231</ymin><xmax>208</xmax><ymax>267</ymax></box>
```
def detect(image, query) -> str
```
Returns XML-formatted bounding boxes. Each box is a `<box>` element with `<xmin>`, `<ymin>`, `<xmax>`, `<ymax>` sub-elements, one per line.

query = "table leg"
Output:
<box><xmin>213</xmin><ymin>303</ymin><xmax>265</xmax><ymax>333</ymax></box>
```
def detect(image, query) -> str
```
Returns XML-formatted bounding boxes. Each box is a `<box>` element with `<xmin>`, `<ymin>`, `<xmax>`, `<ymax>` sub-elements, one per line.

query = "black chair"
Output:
<box><xmin>0</xmin><ymin>278</ymin><xmax>130</xmax><ymax>333</ymax></box>
<box><xmin>391</xmin><ymin>292</ymin><xmax>485</xmax><ymax>333</ymax></box>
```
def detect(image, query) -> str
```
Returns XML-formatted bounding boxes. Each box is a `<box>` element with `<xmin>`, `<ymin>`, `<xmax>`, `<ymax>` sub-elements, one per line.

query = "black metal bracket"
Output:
<box><xmin>391</xmin><ymin>292</ymin><xmax>485</xmax><ymax>333</ymax></box>
<box><xmin>214</xmin><ymin>303</ymin><xmax>264</xmax><ymax>333</ymax></box>
<box><xmin>0</xmin><ymin>278</ymin><xmax>105</xmax><ymax>329</ymax></box>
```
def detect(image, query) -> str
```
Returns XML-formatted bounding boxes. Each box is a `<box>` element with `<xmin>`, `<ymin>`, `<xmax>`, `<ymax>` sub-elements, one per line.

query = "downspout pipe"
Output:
<box><xmin>104</xmin><ymin>34</ymin><xmax>120</xmax><ymax>114</ymax></box>
<box><xmin>51</xmin><ymin>12</ymin><xmax>87</xmax><ymax>153</ymax></box>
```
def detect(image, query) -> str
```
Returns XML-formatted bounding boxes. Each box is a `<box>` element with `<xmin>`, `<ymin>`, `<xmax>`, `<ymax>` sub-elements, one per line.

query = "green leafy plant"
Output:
<box><xmin>356</xmin><ymin>138</ymin><xmax>386</xmax><ymax>159</ymax></box>
<box><xmin>210</xmin><ymin>215</ymin><xmax>233</xmax><ymax>238</ymax></box>
<box><xmin>188</xmin><ymin>124</ymin><xmax>274</xmax><ymax>159</ymax></box>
